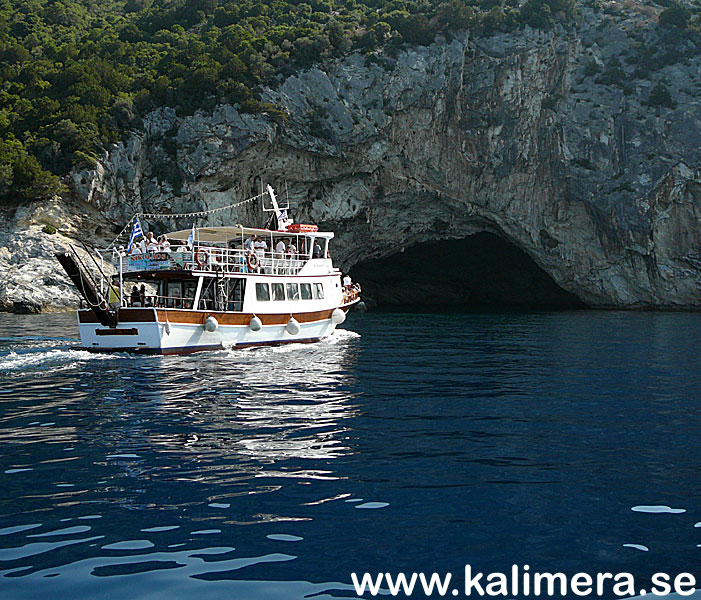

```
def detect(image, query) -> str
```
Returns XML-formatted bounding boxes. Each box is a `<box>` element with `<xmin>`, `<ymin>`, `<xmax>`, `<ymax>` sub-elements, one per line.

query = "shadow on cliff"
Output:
<box><xmin>350</xmin><ymin>232</ymin><xmax>586</xmax><ymax>311</ymax></box>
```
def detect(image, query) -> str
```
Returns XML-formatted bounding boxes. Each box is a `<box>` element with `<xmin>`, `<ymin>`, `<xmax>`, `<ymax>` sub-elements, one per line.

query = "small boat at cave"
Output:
<box><xmin>56</xmin><ymin>186</ymin><xmax>361</xmax><ymax>354</ymax></box>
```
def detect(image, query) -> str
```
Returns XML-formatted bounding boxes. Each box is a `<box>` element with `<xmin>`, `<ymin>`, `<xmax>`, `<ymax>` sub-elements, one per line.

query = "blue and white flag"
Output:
<box><xmin>279</xmin><ymin>209</ymin><xmax>287</xmax><ymax>221</ymax></box>
<box><xmin>187</xmin><ymin>223</ymin><xmax>195</xmax><ymax>247</ymax></box>
<box><xmin>127</xmin><ymin>217</ymin><xmax>143</xmax><ymax>252</ymax></box>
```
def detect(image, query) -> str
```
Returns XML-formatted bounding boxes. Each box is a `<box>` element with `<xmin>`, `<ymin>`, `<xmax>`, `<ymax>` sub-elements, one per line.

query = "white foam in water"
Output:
<box><xmin>695</xmin><ymin>522</ymin><xmax>701</xmax><ymax>528</ymax></box>
<box><xmin>208</xmin><ymin>503</ymin><xmax>230</xmax><ymax>509</ymax></box>
<box><xmin>0</xmin><ymin>348</ymin><xmax>113</xmax><ymax>371</ymax></box>
<box><xmin>623</xmin><ymin>543</ymin><xmax>649</xmax><ymax>551</ymax></box>
<box><xmin>631</xmin><ymin>505</ymin><xmax>686</xmax><ymax>514</ymax></box>
<box><xmin>325</xmin><ymin>329</ymin><xmax>361</xmax><ymax>343</ymax></box>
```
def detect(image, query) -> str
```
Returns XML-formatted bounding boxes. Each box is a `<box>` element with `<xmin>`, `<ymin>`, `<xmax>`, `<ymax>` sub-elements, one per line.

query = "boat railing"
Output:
<box><xmin>343</xmin><ymin>284</ymin><xmax>362</xmax><ymax>305</ymax></box>
<box><xmin>125</xmin><ymin>294</ymin><xmax>195</xmax><ymax>310</ymax></box>
<box><xmin>116</xmin><ymin>246</ymin><xmax>308</xmax><ymax>275</ymax></box>
<box><xmin>124</xmin><ymin>293</ymin><xmax>245</xmax><ymax>312</ymax></box>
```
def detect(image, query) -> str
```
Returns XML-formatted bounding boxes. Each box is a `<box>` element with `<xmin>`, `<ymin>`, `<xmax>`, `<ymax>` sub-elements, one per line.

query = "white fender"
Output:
<box><xmin>204</xmin><ymin>316</ymin><xmax>218</xmax><ymax>332</ymax></box>
<box><xmin>286</xmin><ymin>317</ymin><xmax>300</xmax><ymax>335</ymax></box>
<box><xmin>331</xmin><ymin>308</ymin><xmax>346</xmax><ymax>325</ymax></box>
<box><xmin>249</xmin><ymin>315</ymin><xmax>262</xmax><ymax>331</ymax></box>
<box><xmin>164</xmin><ymin>319</ymin><xmax>171</xmax><ymax>335</ymax></box>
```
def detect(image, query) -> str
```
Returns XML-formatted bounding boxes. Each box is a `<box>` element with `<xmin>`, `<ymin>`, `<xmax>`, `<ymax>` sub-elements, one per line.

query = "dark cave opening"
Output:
<box><xmin>349</xmin><ymin>232</ymin><xmax>587</xmax><ymax>310</ymax></box>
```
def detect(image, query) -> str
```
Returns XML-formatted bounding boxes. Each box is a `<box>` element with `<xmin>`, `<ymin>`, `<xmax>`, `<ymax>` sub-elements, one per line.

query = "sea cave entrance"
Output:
<box><xmin>349</xmin><ymin>232</ymin><xmax>586</xmax><ymax>310</ymax></box>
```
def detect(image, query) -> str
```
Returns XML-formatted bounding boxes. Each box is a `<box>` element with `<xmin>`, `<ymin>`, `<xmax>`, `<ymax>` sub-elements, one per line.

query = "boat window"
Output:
<box><xmin>271</xmin><ymin>283</ymin><xmax>285</xmax><ymax>301</ymax></box>
<box><xmin>300</xmin><ymin>283</ymin><xmax>312</xmax><ymax>300</ymax></box>
<box><xmin>227</xmin><ymin>278</ymin><xmax>245</xmax><ymax>311</ymax></box>
<box><xmin>183</xmin><ymin>280</ymin><xmax>197</xmax><ymax>309</ymax></box>
<box><xmin>167</xmin><ymin>281</ymin><xmax>182</xmax><ymax>308</ymax></box>
<box><xmin>286</xmin><ymin>283</ymin><xmax>300</xmax><ymax>301</ymax></box>
<box><xmin>256</xmin><ymin>283</ymin><xmax>270</xmax><ymax>301</ymax></box>
<box><xmin>314</xmin><ymin>283</ymin><xmax>324</xmax><ymax>299</ymax></box>
<box><xmin>199</xmin><ymin>279</ymin><xmax>215</xmax><ymax>310</ymax></box>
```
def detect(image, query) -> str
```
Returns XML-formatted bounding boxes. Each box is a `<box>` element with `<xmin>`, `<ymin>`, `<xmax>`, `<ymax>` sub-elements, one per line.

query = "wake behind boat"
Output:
<box><xmin>56</xmin><ymin>186</ymin><xmax>360</xmax><ymax>354</ymax></box>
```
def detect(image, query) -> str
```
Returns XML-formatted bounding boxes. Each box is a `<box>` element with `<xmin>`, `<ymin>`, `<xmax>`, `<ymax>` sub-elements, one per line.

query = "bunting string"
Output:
<box><xmin>135</xmin><ymin>191</ymin><xmax>263</xmax><ymax>219</ymax></box>
<box><xmin>106</xmin><ymin>190</ymin><xmax>268</xmax><ymax>250</ymax></box>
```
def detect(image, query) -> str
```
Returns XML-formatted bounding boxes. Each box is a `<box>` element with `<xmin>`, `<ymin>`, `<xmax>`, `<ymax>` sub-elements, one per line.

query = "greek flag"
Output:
<box><xmin>187</xmin><ymin>223</ymin><xmax>195</xmax><ymax>247</ymax></box>
<box><xmin>279</xmin><ymin>209</ymin><xmax>287</xmax><ymax>221</ymax></box>
<box><xmin>127</xmin><ymin>217</ymin><xmax>143</xmax><ymax>252</ymax></box>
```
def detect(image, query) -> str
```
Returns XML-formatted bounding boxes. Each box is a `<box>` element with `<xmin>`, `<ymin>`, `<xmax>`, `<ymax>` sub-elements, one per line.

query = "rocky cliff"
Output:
<box><xmin>3</xmin><ymin>5</ymin><xmax>700</xmax><ymax>311</ymax></box>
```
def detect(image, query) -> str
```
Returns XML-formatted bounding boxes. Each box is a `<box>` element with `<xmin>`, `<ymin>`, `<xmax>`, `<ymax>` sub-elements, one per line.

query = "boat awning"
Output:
<box><xmin>165</xmin><ymin>225</ymin><xmax>334</xmax><ymax>243</ymax></box>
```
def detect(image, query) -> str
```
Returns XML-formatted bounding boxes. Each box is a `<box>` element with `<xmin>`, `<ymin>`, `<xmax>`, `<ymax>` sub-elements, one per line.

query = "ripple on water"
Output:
<box><xmin>622</xmin><ymin>544</ymin><xmax>649</xmax><ymax>552</ymax></box>
<box><xmin>1</xmin><ymin>312</ymin><xmax>700</xmax><ymax>597</ymax></box>
<box><xmin>0</xmin><ymin>524</ymin><xmax>41</xmax><ymax>536</ymax></box>
<box><xmin>631</xmin><ymin>505</ymin><xmax>686</xmax><ymax>514</ymax></box>
<box><xmin>267</xmin><ymin>534</ymin><xmax>303</xmax><ymax>542</ymax></box>
<box><xmin>28</xmin><ymin>526</ymin><xmax>92</xmax><ymax>538</ymax></box>
<box><xmin>102</xmin><ymin>540</ymin><xmax>155</xmax><ymax>551</ymax></box>
<box><xmin>355</xmin><ymin>502</ymin><xmax>389</xmax><ymax>509</ymax></box>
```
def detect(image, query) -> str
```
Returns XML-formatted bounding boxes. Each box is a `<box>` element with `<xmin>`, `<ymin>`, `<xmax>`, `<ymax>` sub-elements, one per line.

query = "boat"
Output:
<box><xmin>56</xmin><ymin>186</ymin><xmax>361</xmax><ymax>354</ymax></box>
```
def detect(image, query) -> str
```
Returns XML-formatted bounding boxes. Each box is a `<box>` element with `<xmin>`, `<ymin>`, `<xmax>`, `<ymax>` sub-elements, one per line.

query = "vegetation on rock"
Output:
<box><xmin>0</xmin><ymin>0</ymin><xmax>697</xmax><ymax>203</ymax></box>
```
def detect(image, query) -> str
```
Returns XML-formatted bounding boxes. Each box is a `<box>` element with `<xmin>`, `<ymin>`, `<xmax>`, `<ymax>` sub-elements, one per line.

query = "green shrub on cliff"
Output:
<box><xmin>647</xmin><ymin>82</ymin><xmax>676</xmax><ymax>108</ymax></box>
<box><xmin>0</xmin><ymin>136</ymin><xmax>62</xmax><ymax>202</ymax></box>
<box><xmin>0</xmin><ymin>0</ymin><xmax>678</xmax><ymax>206</ymax></box>
<box><xmin>658</xmin><ymin>2</ymin><xmax>691</xmax><ymax>29</ymax></box>
<box><xmin>519</xmin><ymin>0</ymin><xmax>577</xmax><ymax>28</ymax></box>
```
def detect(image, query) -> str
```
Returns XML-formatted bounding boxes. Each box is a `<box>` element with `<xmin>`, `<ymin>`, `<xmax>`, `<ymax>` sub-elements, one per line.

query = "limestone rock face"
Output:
<box><xmin>2</xmin><ymin>9</ymin><xmax>700</xmax><ymax>310</ymax></box>
<box><xmin>0</xmin><ymin>198</ymin><xmax>112</xmax><ymax>312</ymax></box>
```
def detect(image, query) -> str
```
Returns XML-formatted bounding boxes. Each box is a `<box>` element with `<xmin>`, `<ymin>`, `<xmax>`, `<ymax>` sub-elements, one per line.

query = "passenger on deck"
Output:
<box><xmin>244</xmin><ymin>236</ymin><xmax>254</xmax><ymax>252</ymax></box>
<box><xmin>146</xmin><ymin>232</ymin><xmax>158</xmax><ymax>252</ymax></box>
<box><xmin>254</xmin><ymin>235</ymin><xmax>267</xmax><ymax>258</ymax></box>
<box><xmin>130</xmin><ymin>244</ymin><xmax>141</xmax><ymax>255</ymax></box>
<box><xmin>130</xmin><ymin>285</ymin><xmax>140</xmax><ymax>306</ymax></box>
<box><xmin>312</xmin><ymin>240</ymin><xmax>322</xmax><ymax>259</ymax></box>
<box><xmin>275</xmin><ymin>238</ymin><xmax>286</xmax><ymax>259</ymax></box>
<box><xmin>158</xmin><ymin>235</ymin><xmax>171</xmax><ymax>252</ymax></box>
<box><xmin>287</xmin><ymin>241</ymin><xmax>297</xmax><ymax>260</ymax></box>
<box><xmin>139</xmin><ymin>284</ymin><xmax>147</xmax><ymax>306</ymax></box>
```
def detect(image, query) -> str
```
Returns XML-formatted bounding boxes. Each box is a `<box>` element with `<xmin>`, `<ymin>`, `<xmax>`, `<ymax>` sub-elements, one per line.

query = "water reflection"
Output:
<box><xmin>1</xmin><ymin>312</ymin><xmax>700</xmax><ymax>599</ymax></box>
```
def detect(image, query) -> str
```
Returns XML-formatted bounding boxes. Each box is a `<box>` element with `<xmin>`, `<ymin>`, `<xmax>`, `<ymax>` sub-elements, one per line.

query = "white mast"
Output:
<box><xmin>266</xmin><ymin>185</ymin><xmax>293</xmax><ymax>230</ymax></box>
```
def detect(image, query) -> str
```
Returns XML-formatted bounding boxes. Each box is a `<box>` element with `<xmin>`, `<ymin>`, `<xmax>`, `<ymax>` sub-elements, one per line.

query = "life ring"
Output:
<box><xmin>246</xmin><ymin>252</ymin><xmax>259</xmax><ymax>272</ymax></box>
<box><xmin>195</xmin><ymin>248</ymin><xmax>207</xmax><ymax>268</ymax></box>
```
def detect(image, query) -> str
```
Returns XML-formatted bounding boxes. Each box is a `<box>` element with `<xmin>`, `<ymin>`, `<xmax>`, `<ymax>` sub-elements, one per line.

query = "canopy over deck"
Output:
<box><xmin>165</xmin><ymin>225</ymin><xmax>333</xmax><ymax>243</ymax></box>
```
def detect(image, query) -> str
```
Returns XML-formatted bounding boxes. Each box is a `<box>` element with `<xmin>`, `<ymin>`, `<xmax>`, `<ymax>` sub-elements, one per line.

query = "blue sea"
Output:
<box><xmin>0</xmin><ymin>311</ymin><xmax>699</xmax><ymax>599</ymax></box>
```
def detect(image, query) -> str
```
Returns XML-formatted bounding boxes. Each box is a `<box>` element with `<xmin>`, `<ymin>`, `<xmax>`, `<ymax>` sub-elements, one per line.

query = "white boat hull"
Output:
<box><xmin>77</xmin><ymin>307</ymin><xmax>350</xmax><ymax>354</ymax></box>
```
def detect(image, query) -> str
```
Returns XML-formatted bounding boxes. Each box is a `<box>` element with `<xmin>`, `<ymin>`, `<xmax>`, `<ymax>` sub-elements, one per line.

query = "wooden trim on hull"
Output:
<box><xmin>79</xmin><ymin>308</ymin><xmax>154</xmax><ymax>324</ymax></box>
<box><xmin>79</xmin><ymin>307</ymin><xmax>337</xmax><ymax>326</ymax></box>
<box><xmin>84</xmin><ymin>337</ymin><xmax>323</xmax><ymax>356</ymax></box>
<box><xmin>155</xmin><ymin>308</ymin><xmax>336</xmax><ymax>326</ymax></box>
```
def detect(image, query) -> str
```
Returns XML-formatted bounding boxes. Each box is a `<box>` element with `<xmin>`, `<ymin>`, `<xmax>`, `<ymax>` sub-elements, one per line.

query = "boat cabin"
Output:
<box><xmin>110</xmin><ymin>225</ymin><xmax>337</xmax><ymax>313</ymax></box>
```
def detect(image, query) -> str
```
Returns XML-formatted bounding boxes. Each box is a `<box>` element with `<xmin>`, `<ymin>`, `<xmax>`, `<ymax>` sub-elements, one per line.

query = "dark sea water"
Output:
<box><xmin>0</xmin><ymin>311</ymin><xmax>699</xmax><ymax>599</ymax></box>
